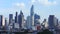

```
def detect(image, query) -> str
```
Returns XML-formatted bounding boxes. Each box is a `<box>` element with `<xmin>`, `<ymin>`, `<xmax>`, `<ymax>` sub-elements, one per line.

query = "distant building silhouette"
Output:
<box><xmin>15</xmin><ymin>12</ymin><xmax>18</xmax><ymax>23</ymax></box>
<box><xmin>0</xmin><ymin>15</ymin><xmax>3</xmax><ymax>26</ymax></box>
<box><xmin>9</xmin><ymin>14</ymin><xmax>13</xmax><ymax>24</ymax></box>
<box><xmin>34</xmin><ymin>14</ymin><xmax>40</xmax><ymax>26</ymax></box>
<box><xmin>34</xmin><ymin>14</ymin><xmax>40</xmax><ymax>30</ymax></box>
<box><xmin>0</xmin><ymin>15</ymin><xmax>5</xmax><ymax>30</ymax></box>
<box><xmin>18</xmin><ymin>10</ymin><xmax>24</xmax><ymax>29</ymax></box>
<box><xmin>30</xmin><ymin>5</ymin><xmax>34</xmax><ymax>29</ymax></box>
<box><xmin>48</xmin><ymin>15</ymin><xmax>58</xmax><ymax>30</ymax></box>
<box><xmin>26</xmin><ymin>16</ymin><xmax>31</xmax><ymax>29</ymax></box>
<box><xmin>5</xmin><ymin>18</ymin><xmax>8</xmax><ymax>30</ymax></box>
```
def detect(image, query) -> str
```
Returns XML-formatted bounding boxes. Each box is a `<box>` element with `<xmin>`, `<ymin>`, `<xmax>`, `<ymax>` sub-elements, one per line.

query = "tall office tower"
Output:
<box><xmin>26</xmin><ymin>16</ymin><xmax>31</xmax><ymax>29</ymax></box>
<box><xmin>9</xmin><ymin>14</ymin><xmax>13</xmax><ymax>24</ymax></box>
<box><xmin>15</xmin><ymin>12</ymin><xmax>18</xmax><ymax>23</ymax></box>
<box><xmin>18</xmin><ymin>10</ymin><xmax>24</xmax><ymax>29</ymax></box>
<box><xmin>30</xmin><ymin>5</ymin><xmax>34</xmax><ymax>29</ymax></box>
<box><xmin>56</xmin><ymin>19</ymin><xmax>58</xmax><ymax>26</ymax></box>
<box><xmin>5</xmin><ymin>18</ymin><xmax>8</xmax><ymax>30</ymax></box>
<box><xmin>0</xmin><ymin>15</ymin><xmax>5</xmax><ymax>28</ymax></box>
<box><xmin>48</xmin><ymin>15</ymin><xmax>58</xmax><ymax>30</ymax></box>
<box><xmin>34</xmin><ymin>14</ymin><xmax>40</xmax><ymax>30</ymax></box>
<box><xmin>54</xmin><ymin>17</ymin><xmax>58</xmax><ymax>29</ymax></box>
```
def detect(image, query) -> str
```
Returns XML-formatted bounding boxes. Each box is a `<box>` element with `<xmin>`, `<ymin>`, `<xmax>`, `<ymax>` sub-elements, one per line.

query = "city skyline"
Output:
<box><xmin>0</xmin><ymin>0</ymin><xmax>60</xmax><ymax>34</ymax></box>
<box><xmin>0</xmin><ymin>0</ymin><xmax>60</xmax><ymax>21</ymax></box>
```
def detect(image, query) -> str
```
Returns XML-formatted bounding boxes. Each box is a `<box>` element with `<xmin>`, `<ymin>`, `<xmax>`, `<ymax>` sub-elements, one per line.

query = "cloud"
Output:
<box><xmin>31</xmin><ymin>0</ymin><xmax>57</xmax><ymax>6</ymax></box>
<box><xmin>13</xmin><ymin>2</ymin><xmax>25</xmax><ymax>8</ymax></box>
<box><xmin>32</xmin><ymin>0</ymin><xmax>36</xmax><ymax>3</ymax></box>
<box><xmin>38</xmin><ymin>0</ymin><xmax>57</xmax><ymax>6</ymax></box>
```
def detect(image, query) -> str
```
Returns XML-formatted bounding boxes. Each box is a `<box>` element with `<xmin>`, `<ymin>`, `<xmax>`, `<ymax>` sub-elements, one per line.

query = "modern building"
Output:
<box><xmin>48</xmin><ymin>15</ymin><xmax>58</xmax><ymax>29</ymax></box>
<box><xmin>18</xmin><ymin>10</ymin><xmax>24</xmax><ymax>29</ymax></box>
<box><xmin>5</xmin><ymin>18</ymin><xmax>8</xmax><ymax>30</ymax></box>
<box><xmin>48</xmin><ymin>15</ymin><xmax>54</xmax><ymax>29</ymax></box>
<box><xmin>34</xmin><ymin>14</ymin><xmax>40</xmax><ymax>26</ymax></box>
<box><xmin>26</xmin><ymin>16</ymin><xmax>31</xmax><ymax>29</ymax></box>
<box><xmin>42</xmin><ymin>19</ymin><xmax>48</xmax><ymax>29</ymax></box>
<box><xmin>0</xmin><ymin>15</ymin><xmax>5</xmax><ymax>26</ymax></box>
<box><xmin>9</xmin><ymin>14</ymin><xmax>13</xmax><ymax>24</ymax></box>
<box><xmin>15</xmin><ymin>12</ymin><xmax>18</xmax><ymax>23</ymax></box>
<box><xmin>30</xmin><ymin>5</ymin><xmax>34</xmax><ymax>29</ymax></box>
<box><xmin>34</xmin><ymin>14</ymin><xmax>40</xmax><ymax>30</ymax></box>
<box><xmin>0</xmin><ymin>15</ymin><xmax>5</xmax><ymax>30</ymax></box>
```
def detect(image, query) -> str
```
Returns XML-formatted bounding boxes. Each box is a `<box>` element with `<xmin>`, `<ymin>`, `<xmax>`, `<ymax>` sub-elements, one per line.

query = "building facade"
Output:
<box><xmin>9</xmin><ymin>14</ymin><xmax>13</xmax><ymax>24</ymax></box>
<box><xmin>15</xmin><ymin>12</ymin><xmax>18</xmax><ymax>23</ymax></box>
<box><xmin>30</xmin><ymin>5</ymin><xmax>34</xmax><ymax>30</ymax></box>
<box><xmin>48</xmin><ymin>15</ymin><xmax>58</xmax><ymax>29</ymax></box>
<box><xmin>18</xmin><ymin>11</ymin><xmax>24</xmax><ymax>29</ymax></box>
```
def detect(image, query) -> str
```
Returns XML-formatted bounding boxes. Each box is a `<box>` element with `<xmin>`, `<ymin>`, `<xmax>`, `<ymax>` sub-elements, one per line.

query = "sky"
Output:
<box><xmin>0</xmin><ymin>0</ymin><xmax>60</xmax><ymax>21</ymax></box>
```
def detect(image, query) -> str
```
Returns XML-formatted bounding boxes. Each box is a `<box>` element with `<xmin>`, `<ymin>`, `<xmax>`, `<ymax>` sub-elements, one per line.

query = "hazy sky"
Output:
<box><xmin>0</xmin><ymin>0</ymin><xmax>60</xmax><ymax>21</ymax></box>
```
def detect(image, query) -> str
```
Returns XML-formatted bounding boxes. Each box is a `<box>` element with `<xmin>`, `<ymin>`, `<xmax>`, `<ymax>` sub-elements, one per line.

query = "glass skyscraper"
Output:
<box><xmin>15</xmin><ymin>12</ymin><xmax>18</xmax><ymax>23</ymax></box>
<box><xmin>9</xmin><ymin>14</ymin><xmax>13</xmax><ymax>24</ymax></box>
<box><xmin>18</xmin><ymin>10</ymin><xmax>24</xmax><ymax>29</ymax></box>
<box><xmin>30</xmin><ymin>5</ymin><xmax>34</xmax><ymax>29</ymax></box>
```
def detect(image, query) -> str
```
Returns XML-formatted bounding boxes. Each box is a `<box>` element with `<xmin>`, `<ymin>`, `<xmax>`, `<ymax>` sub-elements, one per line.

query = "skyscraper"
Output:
<box><xmin>26</xmin><ymin>16</ymin><xmax>31</xmax><ymax>29</ymax></box>
<box><xmin>9</xmin><ymin>14</ymin><xmax>13</xmax><ymax>24</ymax></box>
<box><xmin>34</xmin><ymin>14</ymin><xmax>40</xmax><ymax>26</ymax></box>
<box><xmin>0</xmin><ymin>15</ymin><xmax>3</xmax><ymax>26</ymax></box>
<box><xmin>0</xmin><ymin>15</ymin><xmax>5</xmax><ymax>30</ymax></box>
<box><xmin>15</xmin><ymin>12</ymin><xmax>18</xmax><ymax>23</ymax></box>
<box><xmin>30</xmin><ymin>5</ymin><xmax>34</xmax><ymax>29</ymax></box>
<box><xmin>48</xmin><ymin>15</ymin><xmax>55</xmax><ymax>29</ymax></box>
<box><xmin>5</xmin><ymin>18</ymin><xmax>8</xmax><ymax>30</ymax></box>
<box><xmin>18</xmin><ymin>10</ymin><xmax>24</xmax><ymax>29</ymax></box>
<box><xmin>48</xmin><ymin>15</ymin><xmax>58</xmax><ymax>29</ymax></box>
<box><xmin>34</xmin><ymin>14</ymin><xmax>40</xmax><ymax>30</ymax></box>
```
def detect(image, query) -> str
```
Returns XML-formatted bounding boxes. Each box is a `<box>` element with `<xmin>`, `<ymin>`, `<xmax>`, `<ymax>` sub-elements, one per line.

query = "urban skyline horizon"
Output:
<box><xmin>0</xmin><ymin>0</ymin><xmax>60</xmax><ymax>34</ymax></box>
<box><xmin>0</xmin><ymin>10</ymin><xmax>59</xmax><ymax>22</ymax></box>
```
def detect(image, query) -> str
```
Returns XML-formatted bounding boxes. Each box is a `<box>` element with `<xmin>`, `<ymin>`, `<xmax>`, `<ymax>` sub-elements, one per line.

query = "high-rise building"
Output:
<box><xmin>30</xmin><ymin>5</ymin><xmax>34</xmax><ymax>29</ymax></box>
<box><xmin>0</xmin><ymin>15</ymin><xmax>5</xmax><ymax>30</ymax></box>
<box><xmin>48</xmin><ymin>15</ymin><xmax>58</xmax><ymax>29</ymax></box>
<box><xmin>26</xmin><ymin>16</ymin><xmax>31</xmax><ymax>29</ymax></box>
<box><xmin>9</xmin><ymin>14</ymin><xmax>13</xmax><ymax>24</ymax></box>
<box><xmin>54</xmin><ymin>17</ymin><xmax>58</xmax><ymax>29</ymax></box>
<box><xmin>0</xmin><ymin>15</ymin><xmax>5</xmax><ymax>26</ymax></box>
<box><xmin>34</xmin><ymin>14</ymin><xmax>40</xmax><ymax>26</ymax></box>
<box><xmin>34</xmin><ymin>14</ymin><xmax>40</xmax><ymax>30</ymax></box>
<box><xmin>5</xmin><ymin>18</ymin><xmax>7</xmax><ymax>26</ymax></box>
<box><xmin>15</xmin><ymin>12</ymin><xmax>18</xmax><ymax>23</ymax></box>
<box><xmin>5</xmin><ymin>18</ymin><xmax>8</xmax><ymax>30</ymax></box>
<box><xmin>48</xmin><ymin>15</ymin><xmax>54</xmax><ymax>29</ymax></box>
<box><xmin>18</xmin><ymin>10</ymin><xmax>24</xmax><ymax>29</ymax></box>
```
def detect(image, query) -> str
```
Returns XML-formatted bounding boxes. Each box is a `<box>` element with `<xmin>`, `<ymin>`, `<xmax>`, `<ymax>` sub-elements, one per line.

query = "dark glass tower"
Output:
<box><xmin>18</xmin><ymin>10</ymin><xmax>24</xmax><ymax>29</ymax></box>
<box><xmin>15</xmin><ymin>12</ymin><xmax>18</xmax><ymax>23</ymax></box>
<box><xmin>48</xmin><ymin>15</ymin><xmax>58</xmax><ymax>29</ymax></box>
<box><xmin>34</xmin><ymin>14</ymin><xmax>40</xmax><ymax>26</ymax></box>
<box><xmin>48</xmin><ymin>15</ymin><xmax>55</xmax><ymax>29</ymax></box>
<box><xmin>9</xmin><ymin>14</ymin><xmax>13</xmax><ymax>24</ymax></box>
<box><xmin>0</xmin><ymin>15</ymin><xmax>3</xmax><ymax>26</ymax></box>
